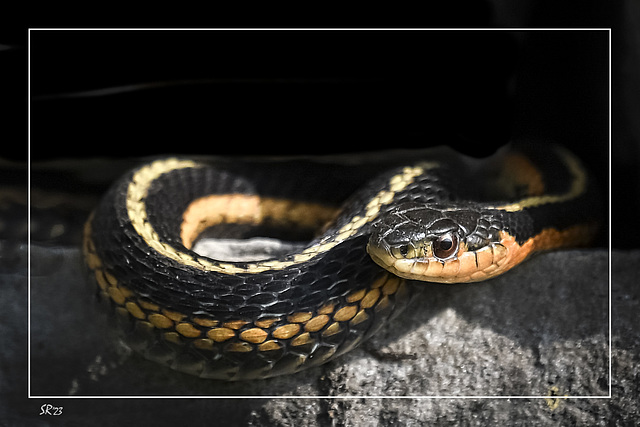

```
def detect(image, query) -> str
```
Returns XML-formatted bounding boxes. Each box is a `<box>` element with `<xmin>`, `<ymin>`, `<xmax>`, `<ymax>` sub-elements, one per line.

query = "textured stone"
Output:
<box><xmin>3</xmin><ymin>242</ymin><xmax>638</xmax><ymax>424</ymax></box>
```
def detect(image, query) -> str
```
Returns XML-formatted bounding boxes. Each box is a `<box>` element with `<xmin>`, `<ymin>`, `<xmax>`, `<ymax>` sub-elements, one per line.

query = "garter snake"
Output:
<box><xmin>83</xmin><ymin>143</ymin><xmax>599</xmax><ymax>380</ymax></box>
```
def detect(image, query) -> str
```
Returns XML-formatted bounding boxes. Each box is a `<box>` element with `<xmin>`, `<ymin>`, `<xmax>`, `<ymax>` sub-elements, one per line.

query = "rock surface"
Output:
<box><xmin>2</xmin><ymin>243</ymin><xmax>637</xmax><ymax>425</ymax></box>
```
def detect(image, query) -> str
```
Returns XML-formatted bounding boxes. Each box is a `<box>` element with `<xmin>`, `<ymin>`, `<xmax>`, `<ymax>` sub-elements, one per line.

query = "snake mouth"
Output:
<box><xmin>367</xmin><ymin>231</ymin><xmax>523</xmax><ymax>283</ymax></box>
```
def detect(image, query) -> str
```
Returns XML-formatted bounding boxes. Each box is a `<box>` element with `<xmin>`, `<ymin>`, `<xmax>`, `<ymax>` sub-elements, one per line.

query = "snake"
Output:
<box><xmin>82</xmin><ymin>143</ymin><xmax>600</xmax><ymax>380</ymax></box>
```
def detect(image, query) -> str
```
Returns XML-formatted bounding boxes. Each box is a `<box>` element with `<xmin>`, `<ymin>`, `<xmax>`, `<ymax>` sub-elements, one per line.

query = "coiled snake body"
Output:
<box><xmin>83</xmin><ymin>143</ymin><xmax>599</xmax><ymax>380</ymax></box>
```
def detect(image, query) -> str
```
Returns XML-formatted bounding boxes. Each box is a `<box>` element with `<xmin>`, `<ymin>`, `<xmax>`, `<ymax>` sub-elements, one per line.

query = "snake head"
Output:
<box><xmin>367</xmin><ymin>202</ymin><xmax>508</xmax><ymax>283</ymax></box>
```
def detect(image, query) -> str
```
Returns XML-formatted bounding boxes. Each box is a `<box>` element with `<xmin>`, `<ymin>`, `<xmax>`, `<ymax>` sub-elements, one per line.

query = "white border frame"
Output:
<box><xmin>27</xmin><ymin>27</ymin><xmax>612</xmax><ymax>400</ymax></box>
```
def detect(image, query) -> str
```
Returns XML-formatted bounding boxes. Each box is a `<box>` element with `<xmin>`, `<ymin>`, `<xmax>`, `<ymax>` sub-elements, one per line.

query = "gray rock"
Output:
<box><xmin>3</xmin><ymin>242</ymin><xmax>637</xmax><ymax>425</ymax></box>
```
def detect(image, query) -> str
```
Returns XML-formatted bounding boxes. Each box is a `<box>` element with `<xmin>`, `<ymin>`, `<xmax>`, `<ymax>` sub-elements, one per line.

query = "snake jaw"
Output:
<box><xmin>369</xmin><ymin>226</ymin><xmax>538</xmax><ymax>284</ymax></box>
<box><xmin>368</xmin><ymin>239</ymin><xmax>499</xmax><ymax>284</ymax></box>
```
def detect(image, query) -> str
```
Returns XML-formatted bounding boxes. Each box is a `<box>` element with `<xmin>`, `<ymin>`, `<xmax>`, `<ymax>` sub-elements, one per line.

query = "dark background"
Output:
<box><xmin>24</xmin><ymin>29</ymin><xmax>610</xmax><ymax>162</ymax></box>
<box><xmin>22</xmin><ymin>29</ymin><xmax>614</xmax><ymax>243</ymax></box>
<box><xmin>26</xmin><ymin>30</ymin><xmax>516</xmax><ymax>160</ymax></box>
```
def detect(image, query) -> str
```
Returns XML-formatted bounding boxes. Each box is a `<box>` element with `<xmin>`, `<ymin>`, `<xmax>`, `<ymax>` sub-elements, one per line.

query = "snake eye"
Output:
<box><xmin>433</xmin><ymin>232</ymin><xmax>458</xmax><ymax>260</ymax></box>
